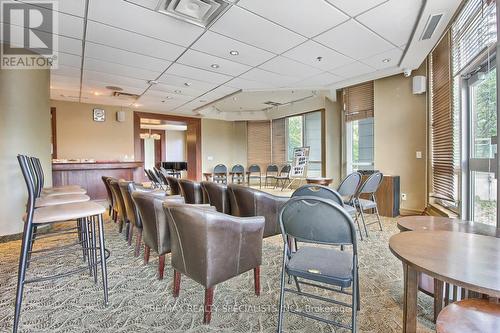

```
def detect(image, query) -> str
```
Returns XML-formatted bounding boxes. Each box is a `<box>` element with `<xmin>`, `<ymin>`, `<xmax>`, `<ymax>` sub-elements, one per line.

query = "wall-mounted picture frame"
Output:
<box><xmin>93</xmin><ymin>108</ymin><xmax>105</xmax><ymax>122</ymax></box>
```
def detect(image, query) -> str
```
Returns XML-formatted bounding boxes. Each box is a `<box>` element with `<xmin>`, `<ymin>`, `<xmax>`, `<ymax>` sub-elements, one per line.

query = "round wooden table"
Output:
<box><xmin>305</xmin><ymin>177</ymin><xmax>333</xmax><ymax>186</ymax></box>
<box><xmin>397</xmin><ymin>216</ymin><xmax>500</xmax><ymax>237</ymax></box>
<box><xmin>389</xmin><ymin>231</ymin><xmax>500</xmax><ymax>333</ymax></box>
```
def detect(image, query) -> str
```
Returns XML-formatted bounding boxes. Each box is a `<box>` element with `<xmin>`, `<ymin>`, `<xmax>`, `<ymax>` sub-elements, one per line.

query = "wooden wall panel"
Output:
<box><xmin>272</xmin><ymin>118</ymin><xmax>286</xmax><ymax>165</ymax></box>
<box><xmin>247</xmin><ymin>121</ymin><xmax>271</xmax><ymax>171</ymax></box>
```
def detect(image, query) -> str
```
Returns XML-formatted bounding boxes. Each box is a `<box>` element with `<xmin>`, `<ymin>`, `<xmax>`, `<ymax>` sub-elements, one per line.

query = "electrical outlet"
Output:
<box><xmin>416</xmin><ymin>151</ymin><xmax>422</xmax><ymax>159</ymax></box>
<box><xmin>401</xmin><ymin>193</ymin><xmax>407</xmax><ymax>201</ymax></box>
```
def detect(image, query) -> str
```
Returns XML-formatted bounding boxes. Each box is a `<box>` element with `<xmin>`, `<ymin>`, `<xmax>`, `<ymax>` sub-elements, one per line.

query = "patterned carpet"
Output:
<box><xmin>0</xmin><ymin>213</ymin><xmax>435</xmax><ymax>332</ymax></box>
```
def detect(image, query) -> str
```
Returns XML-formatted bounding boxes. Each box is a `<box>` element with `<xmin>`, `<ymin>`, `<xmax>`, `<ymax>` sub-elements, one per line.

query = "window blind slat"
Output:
<box><xmin>247</xmin><ymin>121</ymin><xmax>271</xmax><ymax>171</ymax></box>
<box><xmin>343</xmin><ymin>81</ymin><xmax>374</xmax><ymax>122</ymax></box>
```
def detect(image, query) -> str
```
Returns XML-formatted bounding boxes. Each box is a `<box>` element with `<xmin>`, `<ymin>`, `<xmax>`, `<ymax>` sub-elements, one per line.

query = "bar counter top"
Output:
<box><xmin>52</xmin><ymin>161</ymin><xmax>143</xmax><ymax>171</ymax></box>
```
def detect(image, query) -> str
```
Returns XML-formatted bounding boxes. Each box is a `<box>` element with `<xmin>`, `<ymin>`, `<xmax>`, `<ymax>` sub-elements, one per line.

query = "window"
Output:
<box><xmin>283</xmin><ymin>111</ymin><xmax>324</xmax><ymax>177</ymax></box>
<box><xmin>343</xmin><ymin>81</ymin><xmax>374</xmax><ymax>173</ymax></box>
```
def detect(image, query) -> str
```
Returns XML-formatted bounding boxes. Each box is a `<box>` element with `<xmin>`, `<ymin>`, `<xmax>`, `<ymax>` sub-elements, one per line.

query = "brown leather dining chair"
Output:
<box><xmin>131</xmin><ymin>191</ymin><xmax>184</xmax><ymax>279</ymax></box>
<box><xmin>166</xmin><ymin>175</ymin><xmax>181</xmax><ymax>195</ymax></box>
<box><xmin>109</xmin><ymin>179</ymin><xmax>127</xmax><ymax>235</ymax></box>
<box><xmin>227</xmin><ymin>184</ymin><xmax>289</xmax><ymax>238</ymax></box>
<box><xmin>164</xmin><ymin>202</ymin><xmax>265</xmax><ymax>324</ymax></box>
<box><xmin>200</xmin><ymin>181</ymin><xmax>231</xmax><ymax>214</ymax></box>
<box><xmin>179</xmin><ymin>179</ymin><xmax>205</xmax><ymax>204</ymax></box>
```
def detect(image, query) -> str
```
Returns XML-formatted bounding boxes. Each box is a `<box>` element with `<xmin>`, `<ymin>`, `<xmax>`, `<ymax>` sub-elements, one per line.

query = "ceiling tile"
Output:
<box><xmin>293</xmin><ymin>72</ymin><xmax>343</xmax><ymax>87</ymax></box>
<box><xmin>357</xmin><ymin>0</ymin><xmax>421</xmax><ymax>46</ymax></box>
<box><xmin>158</xmin><ymin>73</ymin><xmax>218</xmax><ymax>91</ymax></box>
<box><xmin>330</xmin><ymin>61</ymin><xmax>376</xmax><ymax>77</ymax></box>
<box><xmin>240</xmin><ymin>68</ymin><xmax>299</xmax><ymax>87</ymax></box>
<box><xmin>88</xmin><ymin>0</ymin><xmax>204</xmax><ymax>47</ymax></box>
<box><xmin>199</xmin><ymin>85</ymin><xmax>240</xmax><ymax>101</ymax></box>
<box><xmin>225</xmin><ymin>77</ymin><xmax>276</xmax><ymax>90</ymax></box>
<box><xmin>51</xmin><ymin>65</ymin><xmax>81</xmax><ymax>77</ymax></box>
<box><xmin>58</xmin><ymin>35</ymin><xmax>82</xmax><ymax>56</ymax></box>
<box><xmin>83</xmin><ymin>71</ymin><xmax>149</xmax><ymax>90</ymax></box>
<box><xmin>314</xmin><ymin>19</ymin><xmax>394</xmax><ymax>59</ymax></box>
<box><xmin>283</xmin><ymin>40</ymin><xmax>353</xmax><ymax>71</ymax></box>
<box><xmin>259</xmin><ymin>56</ymin><xmax>322</xmax><ymax>79</ymax></box>
<box><xmin>85</xmin><ymin>42</ymin><xmax>171</xmax><ymax>72</ymax></box>
<box><xmin>164</xmin><ymin>63</ymin><xmax>232</xmax><ymax>85</ymax></box>
<box><xmin>177</xmin><ymin>49</ymin><xmax>251</xmax><ymax>76</ymax></box>
<box><xmin>86</xmin><ymin>21</ymin><xmax>185</xmax><ymax>61</ymax></box>
<box><xmin>325</xmin><ymin>0</ymin><xmax>388</xmax><ymax>16</ymax></box>
<box><xmin>50</xmin><ymin>74</ymin><xmax>81</xmax><ymax>90</ymax></box>
<box><xmin>84</xmin><ymin>58</ymin><xmax>164</xmax><ymax>80</ymax></box>
<box><xmin>210</xmin><ymin>6</ymin><xmax>306</xmax><ymax>54</ymax></box>
<box><xmin>149</xmin><ymin>83</ymin><xmax>208</xmax><ymax>98</ymax></box>
<box><xmin>191</xmin><ymin>31</ymin><xmax>275</xmax><ymax>67</ymax></box>
<box><xmin>58</xmin><ymin>52</ymin><xmax>81</xmax><ymax>68</ymax></box>
<box><xmin>238</xmin><ymin>0</ymin><xmax>348</xmax><ymax>37</ymax></box>
<box><xmin>360</xmin><ymin>47</ymin><xmax>403</xmax><ymax>70</ymax></box>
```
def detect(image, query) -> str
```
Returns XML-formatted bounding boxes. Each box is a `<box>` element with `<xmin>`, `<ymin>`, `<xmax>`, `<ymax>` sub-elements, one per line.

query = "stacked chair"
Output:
<box><xmin>14</xmin><ymin>155</ymin><xmax>109</xmax><ymax>333</ymax></box>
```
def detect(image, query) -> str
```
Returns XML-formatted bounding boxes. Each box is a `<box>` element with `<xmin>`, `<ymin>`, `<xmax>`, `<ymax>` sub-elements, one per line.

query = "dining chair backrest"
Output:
<box><xmin>291</xmin><ymin>185</ymin><xmax>343</xmax><ymax>206</ymax></box>
<box><xmin>280</xmin><ymin>196</ymin><xmax>357</xmax><ymax>250</ymax></box>
<box><xmin>248</xmin><ymin>164</ymin><xmax>261</xmax><ymax>174</ymax></box>
<box><xmin>279</xmin><ymin>164</ymin><xmax>291</xmax><ymax>176</ymax></box>
<box><xmin>266</xmin><ymin>164</ymin><xmax>279</xmax><ymax>174</ymax></box>
<box><xmin>337</xmin><ymin>172</ymin><xmax>362</xmax><ymax>198</ymax></box>
<box><xmin>231</xmin><ymin>164</ymin><xmax>245</xmax><ymax>174</ymax></box>
<box><xmin>214</xmin><ymin>164</ymin><xmax>227</xmax><ymax>174</ymax></box>
<box><xmin>358</xmin><ymin>172</ymin><xmax>383</xmax><ymax>195</ymax></box>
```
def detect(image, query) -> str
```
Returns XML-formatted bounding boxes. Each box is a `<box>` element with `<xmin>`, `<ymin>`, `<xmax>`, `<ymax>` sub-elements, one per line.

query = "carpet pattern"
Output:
<box><xmin>0</xmin><ymin>214</ymin><xmax>435</xmax><ymax>332</ymax></box>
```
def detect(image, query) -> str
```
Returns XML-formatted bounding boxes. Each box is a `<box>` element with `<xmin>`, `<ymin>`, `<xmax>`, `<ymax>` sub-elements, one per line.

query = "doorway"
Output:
<box><xmin>134</xmin><ymin>111</ymin><xmax>201</xmax><ymax>181</ymax></box>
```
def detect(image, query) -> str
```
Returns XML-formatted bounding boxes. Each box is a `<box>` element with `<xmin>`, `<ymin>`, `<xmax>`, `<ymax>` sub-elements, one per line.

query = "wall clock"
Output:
<box><xmin>93</xmin><ymin>108</ymin><xmax>105</xmax><ymax>122</ymax></box>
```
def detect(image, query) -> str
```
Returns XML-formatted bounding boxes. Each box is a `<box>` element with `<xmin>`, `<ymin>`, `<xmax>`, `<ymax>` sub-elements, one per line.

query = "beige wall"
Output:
<box><xmin>201</xmin><ymin>119</ymin><xmax>247</xmax><ymax>172</ymax></box>
<box><xmin>374</xmin><ymin>63</ymin><xmax>427</xmax><ymax>213</ymax></box>
<box><xmin>0</xmin><ymin>69</ymin><xmax>51</xmax><ymax>236</ymax></box>
<box><xmin>51</xmin><ymin>100</ymin><xmax>135</xmax><ymax>161</ymax></box>
<box><xmin>165</xmin><ymin>130</ymin><xmax>186</xmax><ymax>161</ymax></box>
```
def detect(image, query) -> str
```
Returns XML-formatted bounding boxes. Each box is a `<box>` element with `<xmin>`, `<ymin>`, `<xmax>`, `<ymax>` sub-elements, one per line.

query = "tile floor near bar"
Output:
<box><xmin>0</xmin><ymin>212</ymin><xmax>434</xmax><ymax>333</ymax></box>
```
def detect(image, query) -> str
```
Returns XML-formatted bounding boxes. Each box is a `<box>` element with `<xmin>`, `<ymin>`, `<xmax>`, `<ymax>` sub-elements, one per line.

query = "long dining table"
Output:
<box><xmin>389</xmin><ymin>218</ymin><xmax>500</xmax><ymax>333</ymax></box>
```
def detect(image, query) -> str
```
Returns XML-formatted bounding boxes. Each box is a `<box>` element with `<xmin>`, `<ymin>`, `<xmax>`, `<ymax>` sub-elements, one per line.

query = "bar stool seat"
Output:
<box><xmin>41</xmin><ymin>187</ymin><xmax>87</xmax><ymax>196</ymax></box>
<box><xmin>35</xmin><ymin>194</ymin><xmax>90</xmax><ymax>208</ymax></box>
<box><xmin>42</xmin><ymin>185</ymin><xmax>83</xmax><ymax>193</ymax></box>
<box><xmin>436</xmin><ymin>299</ymin><xmax>500</xmax><ymax>333</ymax></box>
<box><xmin>26</xmin><ymin>201</ymin><xmax>105</xmax><ymax>224</ymax></box>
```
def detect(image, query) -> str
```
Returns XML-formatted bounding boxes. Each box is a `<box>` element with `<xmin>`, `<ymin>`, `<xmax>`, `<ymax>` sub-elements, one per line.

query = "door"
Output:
<box><xmin>467</xmin><ymin>66</ymin><xmax>497</xmax><ymax>226</ymax></box>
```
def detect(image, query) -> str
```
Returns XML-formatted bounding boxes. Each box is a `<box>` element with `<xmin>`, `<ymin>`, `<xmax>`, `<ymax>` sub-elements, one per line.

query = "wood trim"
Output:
<box><xmin>133</xmin><ymin>111</ymin><xmax>201</xmax><ymax>181</ymax></box>
<box><xmin>51</xmin><ymin>107</ymin><xmax>57</xmax><ymax>159</ymax></box>
<box><xmin>320</xmin><ymin>109</ymin><xmax>326</xmax><ymax>177</ymax></box>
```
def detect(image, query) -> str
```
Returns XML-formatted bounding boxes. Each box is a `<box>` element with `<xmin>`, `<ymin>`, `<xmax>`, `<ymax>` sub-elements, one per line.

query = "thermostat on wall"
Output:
<box><xmin>93</xmin><ymin>108</ymin><xmax>105</xmax><ymax>122</ymax></box>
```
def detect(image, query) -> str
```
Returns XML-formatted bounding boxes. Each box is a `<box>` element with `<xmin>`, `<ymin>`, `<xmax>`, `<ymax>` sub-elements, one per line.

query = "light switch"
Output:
<box><xmin>416</xmin><ymin>151</ymin><xmax>422</xmax><ymax>159</ymax></box>
<box><xmin>207</xmin><ymin>156</ymin><xmax>213</xmax><ymax>161</ymax></box>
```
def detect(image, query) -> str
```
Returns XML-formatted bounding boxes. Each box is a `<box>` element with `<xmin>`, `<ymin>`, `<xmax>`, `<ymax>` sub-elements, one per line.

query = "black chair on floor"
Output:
<box><xmin>275</xmin><ymin>165</ymin><xmax>292</xmax><ymax>190</ymax></box>
<box><xmin>14</xmin><ymin>155</ymin><xmax>109</xmax><ymax>333</ymax></box>
<box><xmin>246</xmin><ymin>164</ymin><xmax>262</xmax><ymax>188</ymax></box>
<box><xmin>213</xmin><ymin>164</ymin><xmax>228</xmax><ymax>184</ymax></box>
<box><xmin>277</xmin><ymin>196</ymin><xmax>359</xmax><ymax>332</ymax></box>
<box><xmin>230</xmin><ymin>164</ymin><xmax>245</xmax><ymax>184</ymax></box>
<box><xmin>265</xmin><ymin>164</ymin><xmax>279</xmax><ymax>188</ymax></box>
<box><xmin>354</xmin><ymin>172</ymin><xmax>384</xmax><ymax>237</ymax></box>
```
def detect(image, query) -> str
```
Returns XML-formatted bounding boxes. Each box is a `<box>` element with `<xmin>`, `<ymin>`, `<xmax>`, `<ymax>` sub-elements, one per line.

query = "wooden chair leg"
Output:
<box><xmin>134</xmin><ymin>229</ymin><xmax>142</xmax><ymax>257</ymax></box>
<box><xmin>144</xmin><ymin>245</ymin><xmax>150</xmax><ymax>264</ymax></box>
<box><xmin>203</xmin><ymin>287</ymin><xmax>214</xmax><ymax>324</ymax></box>
<box><xmin>173</xmin><ymin>270</ymin><xmax>181</xmax><ymax>297</ymax></box>
<box><xmin>127</xmin><ymin>223</ymin><xmax>134</xmax><ymax>246</ymax></box>
<box><xmin>158</xmin><ymin>254</ymin><xmax>165</xmax><ymax>280</ymax></box>
<box><xmin>254</xmin><ymin>266</ymin><xmax>260</xmax><ymax>296</ymax></box>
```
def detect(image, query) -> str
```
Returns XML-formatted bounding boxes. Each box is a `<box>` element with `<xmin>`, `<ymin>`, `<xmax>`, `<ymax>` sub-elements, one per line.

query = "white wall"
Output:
<box><xmin>0</xmin><ymin>68</ymin><xmax>51</xmax><ymax>236</ymax></box>
<box><xmin>165</xmin><ymin>130</ymin><xmax>186</xmax><ymax>161</ymax></box>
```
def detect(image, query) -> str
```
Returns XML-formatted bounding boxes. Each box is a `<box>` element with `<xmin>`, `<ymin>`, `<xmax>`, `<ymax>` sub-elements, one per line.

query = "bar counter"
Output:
<box><xmin>52</xmin><ymin>161</ymin><xmax>143</xmax><ymax>200</ymax></box>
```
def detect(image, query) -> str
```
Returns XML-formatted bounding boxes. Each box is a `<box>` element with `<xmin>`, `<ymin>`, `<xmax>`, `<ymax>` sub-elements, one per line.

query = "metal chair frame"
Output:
<box><xmin>247</xmin><ymin>164</ymin><xmax>262</xmax><ymax>188</ymax></box>
<box><xmin>354</xmin><ymin>172</ymin><xmax>384</xmax><ymax>237</ymax></box>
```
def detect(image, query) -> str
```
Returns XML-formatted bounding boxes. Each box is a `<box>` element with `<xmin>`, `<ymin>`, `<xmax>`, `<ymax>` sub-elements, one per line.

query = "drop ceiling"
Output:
<box><xmin>1</xmin><ymin>0</ymin><xmax>462</xmax><ymax>119</ymax></box>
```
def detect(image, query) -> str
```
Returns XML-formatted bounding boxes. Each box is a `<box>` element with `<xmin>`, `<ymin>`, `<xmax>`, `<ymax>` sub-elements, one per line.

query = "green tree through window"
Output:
<box><xmin>287</xmin><ymin>116</ymin><xmax>303</xmax><ymax>160</ymax></box>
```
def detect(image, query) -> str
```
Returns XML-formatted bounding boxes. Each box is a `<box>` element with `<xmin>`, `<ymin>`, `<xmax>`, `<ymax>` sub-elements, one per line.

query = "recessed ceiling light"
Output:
<box><xmin>165</xmin><ymin>96</ymin><xmax>173</xmax><ymax>99</ymax></box>
<box><xmin>316</xmin><ymin>56</ymin><xmax>323</xmax><ymax>62</ymax></box>
<box><xmin>148</xmin><ymin>80</ymin><xmax>159</xmax><ymax>85</ymax></box>
<box><xmin>382</xmin><ymin>58</ymin><xmax>391</xmax><ymax>63</ymax></box>
<box><xmin>133</xmin><ymin>103</ymin><xmax>141</xmax><ymax>107</ymax></box>
<box><xmin>174</xmin><ymin>90</ymin><xmax>181</xmax><ymax>94</ymax></box>
<box><xmin>93</xmin><ymin>91</ymin><xmax>101</xmax><ymax>96</ymax></box>
<box><xmin>229</xmin><ymin>50</ymin><xmax>239</xmax><ymax>56</ymax></box>
<box><xmin>210</xmin><ymin>64</ymin><xmax>220</xmax><ymax>69</ymax></box>
<box><xmin>184</xmin><ymin>82</ymin><xmax>191</xmax><ymax>87</ymax></box>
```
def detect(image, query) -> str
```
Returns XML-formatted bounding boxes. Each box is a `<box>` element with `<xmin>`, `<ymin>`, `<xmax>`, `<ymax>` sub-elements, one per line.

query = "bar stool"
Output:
<box><xmin>436</xmin><ymin>299</ymin><xmax>500</xmax><ymax>333</ymax></box>
<box><xmin>30</xmin><ymin>157</ymin><xmax>86</xmax><ymax>196</ymax></box>
<box><xmin>14</xmin><ymin>155</ymin><xmax>109</xmax><ymax>333</ymax></box>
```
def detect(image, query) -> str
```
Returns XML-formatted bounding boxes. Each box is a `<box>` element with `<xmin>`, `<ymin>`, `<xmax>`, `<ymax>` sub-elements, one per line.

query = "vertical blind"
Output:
<box><xmin>430</xmin><ymin>32</ymin><xmax>457</xmax><ymax>204</ymax></box>
<box><xmin>451</xmin><ymin>0</ymin><xmax>497</xmax><ymax>75</ymax></box>
<box><xmin>247</xmin><ymin>121</ymin><xmax>271</xmax><ymax>171</ymax></box>
<box><xmin>342</xmin><ymin>81</ymin><xmax>374</xmax><ymax>122</ymax></box>
<box><xmin>271</xmin><ymin>118</ymin><xmax>286</xmax><ymax>165</ymax></box>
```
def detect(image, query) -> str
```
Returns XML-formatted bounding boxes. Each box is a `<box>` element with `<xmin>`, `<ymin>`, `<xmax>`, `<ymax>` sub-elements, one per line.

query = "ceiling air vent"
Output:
<box><xmin>112</xmin><ymin>91</ymin><xmax>140</xmax><ymax>100</ymax></box>
<box><xmin>420</xmin><ymin>14</ymin><xmax>443</xmax><ymax>40</ymax></box>
<box><xmin>263</xmin><ymin>101</ymin><xmax>284</xmax><ymax>107</ymax></box>
<box><xmin>157</xmin><ymin>0</ymin><xmax>230</xmax><ymax>28</ymax></box>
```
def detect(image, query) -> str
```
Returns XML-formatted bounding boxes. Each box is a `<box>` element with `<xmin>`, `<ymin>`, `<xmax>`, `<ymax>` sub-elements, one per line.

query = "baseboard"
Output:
<box><xmin>399</xmin><ymin>208</ymin><xmax>425</xmax><ymax>216</ymax></box>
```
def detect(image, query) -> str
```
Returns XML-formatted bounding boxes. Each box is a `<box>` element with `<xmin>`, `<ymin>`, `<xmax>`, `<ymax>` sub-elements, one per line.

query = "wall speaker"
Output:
<box><xmin>116</xmin><ymin>111</ymin><xmax>126</xmax><ymax>122</ymax></box>
<box><xmin>412</xmin><ymin>76</ymin><xmax>426</xmax><ymax>95</ymax></box>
